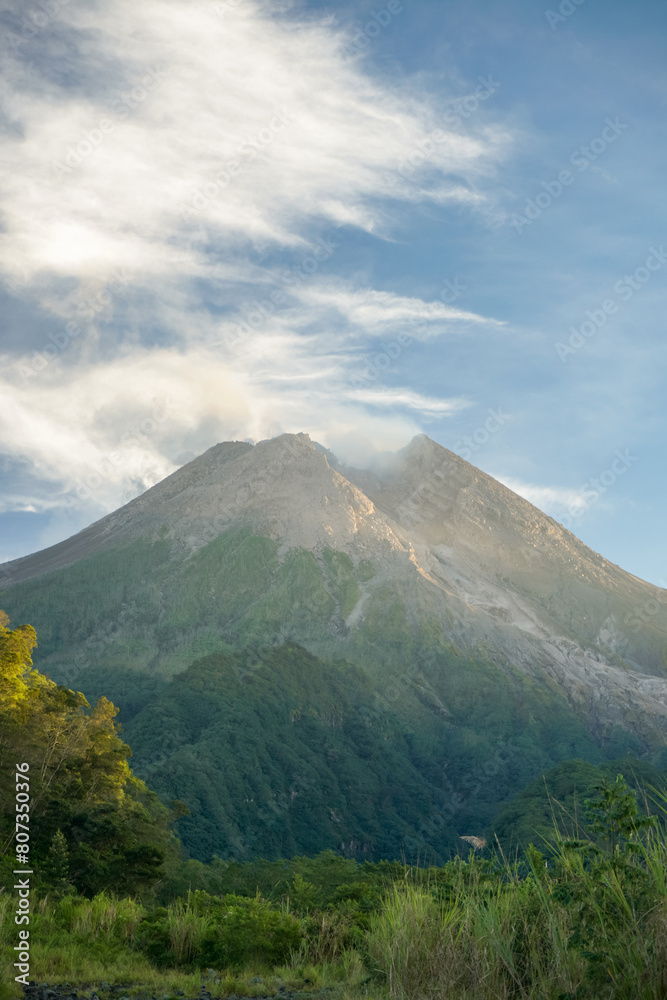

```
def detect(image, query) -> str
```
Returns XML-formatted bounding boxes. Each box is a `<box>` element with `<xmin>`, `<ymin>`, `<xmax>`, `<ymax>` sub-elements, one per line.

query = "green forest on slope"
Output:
<box><xmin>122</xmin><ymin>642</ymin><xmax>612</xmax><ymax>863</ymax></box>
<box><xmin>0</xmin><ymin>530</ymin><xmax>368</xmax><ymax>684</ymax></box>
<box><xmin>0</xmin><ymin>526</ymin><xmax>652</xmax><ymax>865</ymax></box>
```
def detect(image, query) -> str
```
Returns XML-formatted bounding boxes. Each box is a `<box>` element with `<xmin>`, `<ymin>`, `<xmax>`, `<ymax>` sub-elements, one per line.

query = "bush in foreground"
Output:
<box><xmin>2</xmin><ymin>774</ymin><xmax>667</xmax><ymax>999</ymax></box>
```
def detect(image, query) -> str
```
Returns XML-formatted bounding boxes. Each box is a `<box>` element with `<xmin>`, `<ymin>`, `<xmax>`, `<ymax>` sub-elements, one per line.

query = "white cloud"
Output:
<box><xmin>0</xmin><ymin>0</ymin><xmax>508</xmax><ymax>289</ymax></box>
<box><xmin>0</xmin><ymin>345</ymin><xmax>422</xmax><ymax>515</ymax></box>
<box><xmin>0</xmin><ymin>494</ymin><xmax>70</xmax><ymax>516</ymax></box>
<box><xmin>0</xmin><ymin>350</ymin><xmax>244</xmax><ymax>505</ymax></box>
<box><xmin>496</xmin><ymin>477</ymin><xmax>591</xmax><ymax>517</ymax></box>
<box><xmin>0</xmin><ymin>0</ymin><xmax>511</xmax><ymax>527</ymax></box>
<box><xmin>348</xmin><ymin>387</ymin><xmax>469</xmax><ymax>418</ymax></box>
<box><xmin>294</xmin><ymin>284</ymin><xmax>501</xmax><ymax>334</ymax></box>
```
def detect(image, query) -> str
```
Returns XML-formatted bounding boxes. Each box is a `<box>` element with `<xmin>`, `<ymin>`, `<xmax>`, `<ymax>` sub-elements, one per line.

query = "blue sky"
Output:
<box><xmin>0</xmin><ymin>0</ymin><xmax>665</xmax><ymax>587</ymax></box>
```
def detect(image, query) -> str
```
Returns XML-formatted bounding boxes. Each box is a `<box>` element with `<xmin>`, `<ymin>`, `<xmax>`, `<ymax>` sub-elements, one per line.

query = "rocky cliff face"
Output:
<box><xmin>344</xmin><ymin>433</ymin><xmax>667</xmax><ymax>681</ymax></box>
<box><xmin>2</xmin><ymin>432</ymin><xmax>667</xmax><ymax>742</ymax></box>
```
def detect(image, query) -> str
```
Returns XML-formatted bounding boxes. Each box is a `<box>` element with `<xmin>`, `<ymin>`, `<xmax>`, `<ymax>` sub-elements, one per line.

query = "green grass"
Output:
<box><xmin>362</xmin><ymin>777</ymin><xmax>667</xmax><ymax>999</ymax></box>
<box><xmin>4</xmin><ymin>778</ymin><xmax>667</xmax><ymax>1000</ymax></box>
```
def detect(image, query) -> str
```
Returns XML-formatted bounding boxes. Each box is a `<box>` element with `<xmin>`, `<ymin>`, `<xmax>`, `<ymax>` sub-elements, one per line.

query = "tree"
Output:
<box><xmin>41</xmin><ymin>829</ymin><xmax>74</xmax><ymax>898</ymax></box>
<box><xmin>584</xmin><ymin>773</ymin><xmax>656</xmax><ymax>855</ymax></box>
<box><xmin>0</xmin><ymin>612</ymin><xmax>179</xmax><ymax>897</ymax></box>
<box><xmin>0</xmin><ymin>609</ymin><xmax>38</xmax><ymax>709</ymax></box>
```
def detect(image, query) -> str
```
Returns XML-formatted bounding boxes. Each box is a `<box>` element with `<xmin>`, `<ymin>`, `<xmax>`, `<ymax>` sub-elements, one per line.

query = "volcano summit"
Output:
<box><xmin>2</xmin><ymin>433</ymin><xmax>666</xmax><ymax>860</ymax></box>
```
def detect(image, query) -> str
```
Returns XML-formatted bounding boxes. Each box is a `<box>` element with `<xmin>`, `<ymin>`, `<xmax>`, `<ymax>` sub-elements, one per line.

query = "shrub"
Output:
<box><xmin>198</xmin><ymin>894</ymin><xmax>302</xmax><ymax>970</ymax></box>
<box><xmin>136</xmin><ymin>892</ymin><xmax>302</xmax><ymax>971</ymax></box>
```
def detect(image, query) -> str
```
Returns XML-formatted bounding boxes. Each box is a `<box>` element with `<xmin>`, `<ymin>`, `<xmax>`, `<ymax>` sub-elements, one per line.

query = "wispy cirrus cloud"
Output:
<box><xmin>348</xmin><ymin>387</ymin><xmax>469</xmax><ymax>418</ymax></box>
<box><xmin>0</xmin><ymin>0</ymin><xmax>510</xmax><ymax>542</ymax></box>
<box><xmin>292</xmin><ymin>283</ymin><xmax>501</xmax><ymax>334</ymax></box>
<box><xmin>0</xmin><ymin>0</ymin><xmax>509</xmax><ymax>290</ymax></box>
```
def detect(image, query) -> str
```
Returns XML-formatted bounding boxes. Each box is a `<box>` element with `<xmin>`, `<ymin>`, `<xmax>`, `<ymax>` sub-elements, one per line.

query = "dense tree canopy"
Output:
<box><xmin>0</xmin><ymin>612</ymin><xmax>178</xmax><ymax>898</ymax></box>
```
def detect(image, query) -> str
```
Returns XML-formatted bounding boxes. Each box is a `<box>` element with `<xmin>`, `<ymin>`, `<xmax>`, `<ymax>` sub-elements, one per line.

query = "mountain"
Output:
<box><xmin>2</xmin><ymin>432</ymin><xmax>667</xmax><ymax>861</ymax></box>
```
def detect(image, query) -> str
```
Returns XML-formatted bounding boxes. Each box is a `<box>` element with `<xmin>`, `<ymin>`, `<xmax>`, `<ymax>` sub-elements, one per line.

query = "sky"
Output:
<box><xmin>0</xmin><ymin>0</ymin><xmax>665</xmax><ymax>587</ymax></box>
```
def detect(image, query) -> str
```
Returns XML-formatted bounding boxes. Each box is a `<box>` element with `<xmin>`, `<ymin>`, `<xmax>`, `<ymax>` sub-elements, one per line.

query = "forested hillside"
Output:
<box><xmin>0</xmin><ymin>594</ymin><xmax>649</xmax><ymax>865</ymax></box>
<box><xmin>2</xmin><ymin>434</ymin><xmax>667</xmax><ymax>869</ymax></box>
<box><xmin>122</xmin><ymin>640</ymin><xmax>615</xmax><ymax>863</ymax></box>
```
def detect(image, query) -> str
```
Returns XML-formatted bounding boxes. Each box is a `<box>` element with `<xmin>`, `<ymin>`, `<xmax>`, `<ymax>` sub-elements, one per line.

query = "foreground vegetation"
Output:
<box><xmin>0</xmin><ymin>612</ymin><xmax>176</xmax><ymax>899</ymax></box>
<box><xmin>4</xmin><ymin>773</ymin><xmax>667</xmax><ymax>999</ymax></box>
<box><xmin>4</xmin><ymin>611</ymin><xmax>667</xmax><ymax>998</ymax></box>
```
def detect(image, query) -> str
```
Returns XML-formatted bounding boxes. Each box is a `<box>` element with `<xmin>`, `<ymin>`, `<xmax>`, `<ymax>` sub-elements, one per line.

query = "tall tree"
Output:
<box><xmin>0</xmin><ymin>612</ymin><xmax>178</xmax><ymax>897</ymax></box>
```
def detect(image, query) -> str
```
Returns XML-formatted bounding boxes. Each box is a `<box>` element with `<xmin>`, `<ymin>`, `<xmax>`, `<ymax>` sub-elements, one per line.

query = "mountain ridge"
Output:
<box><xmin>3</xmin><ymin>431</ymin><xmax>667</xmax><ymax>861</ymax></box>
<box><xmin>2</xmin><ymin>431</ymin><xmax>667</xmax><ymax>743</ymax></box>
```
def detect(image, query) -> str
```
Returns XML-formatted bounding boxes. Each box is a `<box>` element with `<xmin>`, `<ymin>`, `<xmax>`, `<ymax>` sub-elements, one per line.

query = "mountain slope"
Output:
<box><xmin>1</xmin><ymin>432</ymin><xmax>667</xmax><ymax>860</ymax></box>
<box><xmin>348</xmin><ymin>434</ymin><xmax>667</xmax><ymax>670</ymax></box>
<box><xmin>488</xmin><ymin>755</ymin><xmax>667</xmax><ymax>851</ymax></box>
<box><xmin>123</xmin><ymin>642</ymin><xmax>603</xmax><ymax>863</ymax></box>
<box><xmin>2</xmin><ymin>433</ymin><xmax>666</xmax><ymax>730</ymax></box>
